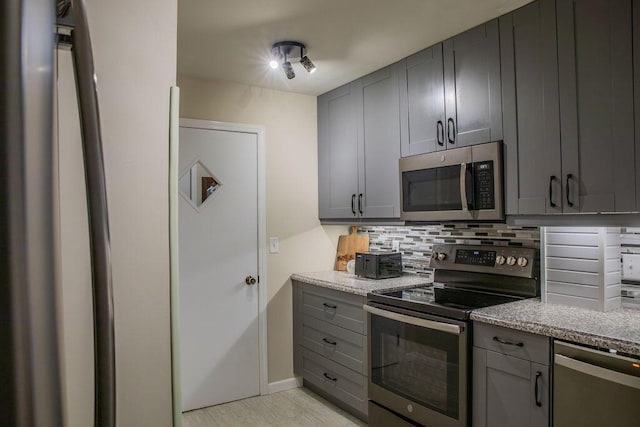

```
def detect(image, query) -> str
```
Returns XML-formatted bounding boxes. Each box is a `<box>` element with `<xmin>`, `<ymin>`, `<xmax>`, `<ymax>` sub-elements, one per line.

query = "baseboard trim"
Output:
<box><xmin>267</xmin><ymin>377</ymin><xmax>303</xmax><ymax>394</ymax></box>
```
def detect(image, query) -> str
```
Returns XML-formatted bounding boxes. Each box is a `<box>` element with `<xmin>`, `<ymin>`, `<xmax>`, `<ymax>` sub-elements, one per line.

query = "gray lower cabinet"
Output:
<box><xmin>292</xmin><ymin>281</ymin><xmax>368</xmax><ymax>420</ymax></box>
<box><xmin>473</xmin><ymin>323</ymin><xmax>550</xmax><ymax>427</ymax></box>
<box><xmin>317</xmin><ymin>64</ymin><xmax>401</xmax><ymax>221</ymax></box>
<box><xmin>500</xmin><ymin>0</ymin><xmax>562</xmax><ymax>215</ymax></box>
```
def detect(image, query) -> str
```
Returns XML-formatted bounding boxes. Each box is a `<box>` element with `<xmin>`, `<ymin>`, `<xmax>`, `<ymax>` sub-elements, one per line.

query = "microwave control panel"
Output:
<box><xmin>473</xmin><ymin>160</ymin><xmax>495</xmax><ymax>210</ymax></box>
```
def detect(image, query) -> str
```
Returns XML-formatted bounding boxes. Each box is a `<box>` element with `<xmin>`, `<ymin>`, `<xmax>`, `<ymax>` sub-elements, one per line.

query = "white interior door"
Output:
<box><xmin>179</xmin><ymin>125</ymin><xmax>260</xmax><ymax>411</ymax></box>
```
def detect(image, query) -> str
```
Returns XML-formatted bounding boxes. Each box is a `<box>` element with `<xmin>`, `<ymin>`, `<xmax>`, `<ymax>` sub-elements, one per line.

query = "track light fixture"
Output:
<box><xmin>269</xmin><ymin>41</ymin><xmax>316</xmax><ymax>79</ymax></box>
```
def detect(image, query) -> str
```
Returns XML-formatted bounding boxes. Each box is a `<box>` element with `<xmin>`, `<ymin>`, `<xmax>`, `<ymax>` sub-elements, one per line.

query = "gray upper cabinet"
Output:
<box><xmin>399</xmin><ymin>44</ymin><xmax>446</xmax><ymax>156</ymax></box>
<box><xmin>500</xmin><ymin>0</ymin><xmax>562</xmax><ymax>215</ymax></box>
<box><xmin>359</xmin><ymin>65</ymin><xmax>401</xmax><ymax>219</ymax></box>
<box><xmin>443</xmin><ymin>19</ymin><xmax>503</xmax><ymax>148</ymax></box>
<box><xmin>557</xmin><ymin>0</ymin><xmax>636</xmax><ymax>213</ymax></box>
<box><xmin>399</xmin><ymin>21</ymin><xmax>502</xmax><ymax>157</ymax></box>
<box><xmin>318</xmin><ymin>82</ymin><xmax>360</xmax><ymax>219</ymax></box>
<box><xmin>318</xmin><ymin>64</ymin><xmax>401</xmax><ymax>220</ymax></box>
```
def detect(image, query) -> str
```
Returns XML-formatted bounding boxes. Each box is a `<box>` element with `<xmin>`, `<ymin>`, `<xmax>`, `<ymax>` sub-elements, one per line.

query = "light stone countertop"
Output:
<box><xmin>291</xmin><ymin>271</ymin><xmax>431</xmax><ymax>296</ymax></box>
<box><xmin>471</xmin><ymin>298</ymin><xmax>640</xmax><ymax>356</ymax></box>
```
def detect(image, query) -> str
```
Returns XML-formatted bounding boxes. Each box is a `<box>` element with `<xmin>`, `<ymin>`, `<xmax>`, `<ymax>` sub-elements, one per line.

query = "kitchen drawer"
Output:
<box><xmin>299</xmin><ymin>283</ymin><xmax>365</xmax><ymax>334</ymax></box>
<box><xmin>302</xmin><ymin>348</ymin><xmax>367</xmax><ymax>417</ymax></box>
<box><xmin>300</xmin><ymin>314</ymin><xmax>366</xmax><ymax>374</ymax></box>
<box><xmin>474</xmin><ymin>323</ymin><xmax>550</xmax><ymax>365</ymax></box>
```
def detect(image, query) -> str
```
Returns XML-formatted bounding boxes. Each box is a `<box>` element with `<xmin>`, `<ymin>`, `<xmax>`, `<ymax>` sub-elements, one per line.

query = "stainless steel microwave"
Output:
<box><xmin>399</xmin><ymin>141</ymin><xmax>504</xmax><ymax>222</ymax></box>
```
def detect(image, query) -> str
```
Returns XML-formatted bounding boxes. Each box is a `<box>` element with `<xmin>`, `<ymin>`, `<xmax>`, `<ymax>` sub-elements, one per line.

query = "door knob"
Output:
<box><xmin>245</xmin><ymin>276</ymin><xmax>257</xmax><ymax>285</ymax></box>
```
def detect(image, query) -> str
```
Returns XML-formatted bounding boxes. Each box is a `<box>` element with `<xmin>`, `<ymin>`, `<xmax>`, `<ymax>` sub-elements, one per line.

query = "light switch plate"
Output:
<box><xmin>392</xmin><ymin>240</ymin><xmax>400</xmax><ymax>252</ymax></box>
<box><xmin>269</xmin><ymin>237</ymin><xmax>279</xmax><ymax>254</ymax></box>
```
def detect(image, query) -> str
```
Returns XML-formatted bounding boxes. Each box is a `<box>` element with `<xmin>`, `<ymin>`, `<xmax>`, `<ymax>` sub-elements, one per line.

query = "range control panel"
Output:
<box><xmin>431</xmin><ymin>244</ymin><xmax>537</xmax><ymax>279</ymax></box>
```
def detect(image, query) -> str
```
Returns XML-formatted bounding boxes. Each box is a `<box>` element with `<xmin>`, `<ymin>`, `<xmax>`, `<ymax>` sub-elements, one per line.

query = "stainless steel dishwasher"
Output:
<box><xmin>554</xmin><ymin>341</ymin><xmax>640</xmax><ymax>426</ymax></box>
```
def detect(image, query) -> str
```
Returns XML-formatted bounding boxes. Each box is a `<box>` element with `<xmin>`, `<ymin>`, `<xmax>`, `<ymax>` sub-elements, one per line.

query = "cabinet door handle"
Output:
<box><xmin>447</xmin><ymin>118</ymin><xmax>456</xmax><ymax>144</ymax></box>
<box><xmin>493</xmin><ymin>336</ymin><xmax>524</xmax><ymax>347</ymax></box>
<box><xmin>323</xmin><ymin>302</ymin><xmax>337</xmax><ymax>309</ymax></box>
<box><xmin>322</xmin><ymin>338</ymin><xmax>337</xmax><ymax>346</ymax></box>
<box><xmin>549</xmin><ymin>176</ymin><xmax>556</xmax><ymax>208</ymax></box>
<box><xmin>566</xmin><ymin>174</ymin><xmax>574</xmax><ymax>207</ymax></box>
<box><xmin>534</xmin><ymin>371</ymin><xmax>542</xmax><ymax>407</ymax></box>
<box><xmin>323</xmin><ymin>372</ymin><xmax>337</xmax><ymax>382</ymax></box>
<box><xmin>351</xmin><ymin>194</ymin><xmax>356</xmax><ymax>216</ymax></box>
<box><xmin>436</xmin><ymin>120</ymin><xmax>444</xmax><ymax>146</ymax></box>
<box><xmin>358</xmin><ymin>193</ymin><xmax>363</xmax><ymax>215</ymax></box>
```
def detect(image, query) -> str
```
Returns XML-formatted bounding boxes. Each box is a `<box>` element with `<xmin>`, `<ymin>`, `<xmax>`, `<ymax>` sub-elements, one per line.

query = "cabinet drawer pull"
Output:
<box><xmin>323</xmin><ymin>372</ymin><xmax>337</xmax><ymax>382</ymax></box>
<box><xmin>534</xmin><ymin>371</ymin><xmax>542</xmax><ymax>407</ymax></box>
<box><xmin>322</xmin><ymin>338</ymin><xmax>337</xmax><ymax>346</ymax></box>
<box><xmin>566</xmin><ymin>174</ymin><xmax>574</xmax><ymax>207</ymax></box>
<box><xmin>549</xmin><ymin>175</ymin><xmax>556</xmax><ymax>208</ymax></box>
<box><xmin>322</xmin><ymin>302</ymin><xmax>337</xmax><ymax>309</ymax></box>
<box><xmin>436</xmin><ymin>120</ymin><xmax>444</xmax><ymax>146</ymax></box>
<box><xmin>447</xmin><ymin>117</ymin><xmax>456</xmax><ymax>144</ymax></box>
<box><xmin>351</xmin><ymin>194</ymin><xmax>356</xmax><ymax>215</ymax></box>
<box><xmin>493</xmin><ymin>336</ymin><xmax>524</xmax><ymax>347</ymax></box>
<box><xmin>358</xmin><ymin>193</ymin><xmax>363</xmax><ymax>215</ymax></box>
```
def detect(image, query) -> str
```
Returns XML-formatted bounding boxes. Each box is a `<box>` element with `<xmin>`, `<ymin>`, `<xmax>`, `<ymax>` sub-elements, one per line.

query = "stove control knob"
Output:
<box><xmin>517</xmin><ymin>257</ymin><xmax>529</xmax><ymax>267</ymax></box>
<box><xmin>437</xmin><ymin>252</ymin><xmax>447</xmax><ymax>261</ymax></box>
<box><xmin>506</xmin><ymin>256</ymin><xmax>517</xmax><ymax>266</ymax></box>
<box><xmin>496</xmin><ymin>255</ymin><xmax>506</xmax><ymax>265</ymax></box>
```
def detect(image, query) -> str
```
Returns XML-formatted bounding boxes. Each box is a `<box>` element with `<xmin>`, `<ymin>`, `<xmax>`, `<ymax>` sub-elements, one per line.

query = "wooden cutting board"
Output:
<box><xmin>335</xmin><ymin>226</ymin><xmax>369</xmax><ymax>271</ymax></box>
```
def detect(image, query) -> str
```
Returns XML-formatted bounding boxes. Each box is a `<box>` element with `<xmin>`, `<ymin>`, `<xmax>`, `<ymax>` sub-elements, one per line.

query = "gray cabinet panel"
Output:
<box><xmin>300</xmin><ymin>314</ymin><xmax>366</xmax><ymax>374</ymax></box>
<box><xmin>474</xmin><ymin>323</ymin><xmax>550</xmax><ymax>365</ymax></box>
<box><xmin>636</xmin><ymin>1</ymin><xmax>640</xmax><ymax>211</ymax></box>
<box><xmin>299</xmin><ymin>283</ymin><xmax>365</xmax><ymax>334</ymax></box>
<box><xmin>500</xmin><ymin>0</ymin><xmax>562</xmax><ymax>215</ymax></box>
<box><xmin>317</xmin><ymin>83</ymin><xmax>360</xmax><ymax>219</ymax></box>
<box><xmin>359</xmin><ymin>64</ymin><xmax>401</xmax><ymax>218</ymax></box>
<box><xmin>474</xmin><ymin>346</ymin><xmax>550</xmax><ymax>427</ymax></box>
<box><xmin>557</xmin><ymin>0</ymin><xmax>636</xmax><ymax>213</ymax></box>
<box><xmin>443</xmin><ymin>20</ymin><xmax>502</xmax><ymax>148</ymax></box>
<box><xmin>399</xmin><ymin>45</ymin><xmax>446</xmax><ymax>156</ymax></box>
<box><xmin>302</xmin><ymin>348</ymin><xmax>367</xmax><ymax>417</ymax></box>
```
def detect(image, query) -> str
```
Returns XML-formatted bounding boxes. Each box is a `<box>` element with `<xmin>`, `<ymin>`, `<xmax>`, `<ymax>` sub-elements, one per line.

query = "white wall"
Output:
<box><xmin>177</xmin><ymin>76</ymin><xmax>346</xmax><ymax>383</ymax></box>
<box><xmin>82</xmin><ymin>1</ymin><xmax>177</xmax><ymax>425</ymax></box>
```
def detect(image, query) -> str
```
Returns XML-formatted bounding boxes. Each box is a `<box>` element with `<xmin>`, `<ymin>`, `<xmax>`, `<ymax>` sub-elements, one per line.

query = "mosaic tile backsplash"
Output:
<box><xmin>360</xmin><ymin>223</ymin><xmax>540</xmax><ymax>280</ymax></box>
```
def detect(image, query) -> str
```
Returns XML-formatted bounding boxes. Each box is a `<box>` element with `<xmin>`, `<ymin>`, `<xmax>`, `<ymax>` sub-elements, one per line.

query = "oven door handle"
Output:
<box><xmin>364</xmin><ymin>304</ymin><xmax>461</xmax><ymax>335</ymax></box>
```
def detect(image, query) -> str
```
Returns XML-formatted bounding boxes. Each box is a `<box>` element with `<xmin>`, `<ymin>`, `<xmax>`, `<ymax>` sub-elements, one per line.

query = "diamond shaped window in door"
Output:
<box><xmin>179</xmin><ymin>161</ymin><xmax>221</xmax><ymax>209</ymax></box>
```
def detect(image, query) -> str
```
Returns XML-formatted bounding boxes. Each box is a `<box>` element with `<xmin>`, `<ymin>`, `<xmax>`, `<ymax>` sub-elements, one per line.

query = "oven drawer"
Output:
<box><xmin>474</xmin><ymin>323</ymin><xmax>550</xmax><ymax>364</ymax></box>
<box><xmin>299</xmin><ymin>283</ymin><xmax>365</xmax><ymax>334</ymax></box>
<box><xmin>300</xmin><ymin>314</ymin><xmax>366</xmax><ymax>374</ymax></box>
<box><xmin>301</xmin><ymin>348</ymin><xmax>367</xmax><ymax>416</ymax></box>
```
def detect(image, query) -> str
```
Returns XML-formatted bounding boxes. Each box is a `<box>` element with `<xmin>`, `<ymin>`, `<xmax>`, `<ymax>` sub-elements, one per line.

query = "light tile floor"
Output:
<box><xmin>182</xmin><ymin>387</ymin><xmax>367</xmax><ymax>427</ymax></box>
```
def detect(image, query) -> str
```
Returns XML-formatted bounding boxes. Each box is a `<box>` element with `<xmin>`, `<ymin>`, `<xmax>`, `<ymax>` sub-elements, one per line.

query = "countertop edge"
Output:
<box><xmin>471</xmin><ymin>306</ymin><xmax>640</xmax><ymax>356</ymax></box>
<box><xmin>290</xmin><ymin>272</ymin><xmax>431</xmax><ymax>296</ymax></box>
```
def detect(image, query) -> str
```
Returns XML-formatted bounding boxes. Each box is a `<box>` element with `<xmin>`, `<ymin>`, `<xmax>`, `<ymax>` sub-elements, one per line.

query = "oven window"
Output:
<box><xmin>370</xmin><ymin>313</ymin><xmax>460</xmax><ymax>419</ymax></box>
<box><xmin>402</xmin><ymin>165</ymin><xmax>462</xmax><ymax>212</ymax></box>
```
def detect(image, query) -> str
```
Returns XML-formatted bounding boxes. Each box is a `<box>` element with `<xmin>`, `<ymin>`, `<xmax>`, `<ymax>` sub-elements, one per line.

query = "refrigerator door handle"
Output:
<box><xmin>69</xmin><ymin>1</ymin><xmax>116</xmax><ymax>426</ymax></box>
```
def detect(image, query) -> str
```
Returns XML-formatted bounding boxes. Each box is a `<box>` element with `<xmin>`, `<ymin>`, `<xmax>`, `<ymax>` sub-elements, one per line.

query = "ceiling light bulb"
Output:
<box><xmin>269</xmin><ymin>59</ymin><xmax>279</xmax><ymax>69</ymax></box>
<box><xmin>300</xmin><ymin>56</ymin><xmax>316</xmax><ymax>74</ymax></box>
<box><xmin>282</xmin><ymin>61</ymin><xmax>295</xmax><ymax>79</ymax></box>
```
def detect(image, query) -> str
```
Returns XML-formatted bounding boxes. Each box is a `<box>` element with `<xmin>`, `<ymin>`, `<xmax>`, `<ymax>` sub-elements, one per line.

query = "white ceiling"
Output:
<box><xmin>177</xmin><ymin>0</ymin><xmax>532</xmax><ymax>96</ymax></box>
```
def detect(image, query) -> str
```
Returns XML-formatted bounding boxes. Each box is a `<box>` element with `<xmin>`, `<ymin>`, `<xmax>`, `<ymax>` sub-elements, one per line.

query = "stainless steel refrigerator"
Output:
<box><xmin>1</xmin><ymin>0</ymin><xmax>115</xmax><ymax>425</ymax></box>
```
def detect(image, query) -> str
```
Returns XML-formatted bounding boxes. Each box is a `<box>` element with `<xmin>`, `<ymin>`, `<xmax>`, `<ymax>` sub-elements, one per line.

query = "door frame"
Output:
<box><xmin>171</xmin><ymin>118</ymin><xmax>268</xmax><ymax>419</ymax></box>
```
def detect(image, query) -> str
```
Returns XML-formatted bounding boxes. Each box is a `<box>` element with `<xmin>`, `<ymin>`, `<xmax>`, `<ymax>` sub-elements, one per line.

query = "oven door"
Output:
<box><xmin>365</xmin><ymin>303</ymin><xmax>469</xmax><ymax>427</ymax></box>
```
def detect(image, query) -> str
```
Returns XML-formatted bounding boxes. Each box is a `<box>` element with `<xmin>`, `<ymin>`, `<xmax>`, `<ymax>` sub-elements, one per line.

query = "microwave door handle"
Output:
<box><xmin>363</xmin><ymin>304</ymin><xmax>461</xmax><ymax>335</ymax></box>
<box><xmin>460</xmin><ymin>163</ymin><xmax>468</xmax><ymax>211</ymax></box>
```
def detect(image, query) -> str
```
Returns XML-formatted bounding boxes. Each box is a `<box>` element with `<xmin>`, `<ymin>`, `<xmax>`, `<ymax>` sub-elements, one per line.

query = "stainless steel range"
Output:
<box><xmin>365</xmin><ymin>244</ymin><xmax>538</xmax><ymax>427</ymax></box>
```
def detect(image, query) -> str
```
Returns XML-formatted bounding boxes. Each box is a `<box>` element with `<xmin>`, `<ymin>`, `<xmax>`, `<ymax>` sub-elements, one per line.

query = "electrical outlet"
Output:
<box><xmin>392</xmin><ymin>240</ymin><xmax>400</xmax><ymax>252</ymax></box>
<box><xmin>269</xmin><ymin>237</ymin><xmax>280</xmax><ymax>254</ymax></box>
